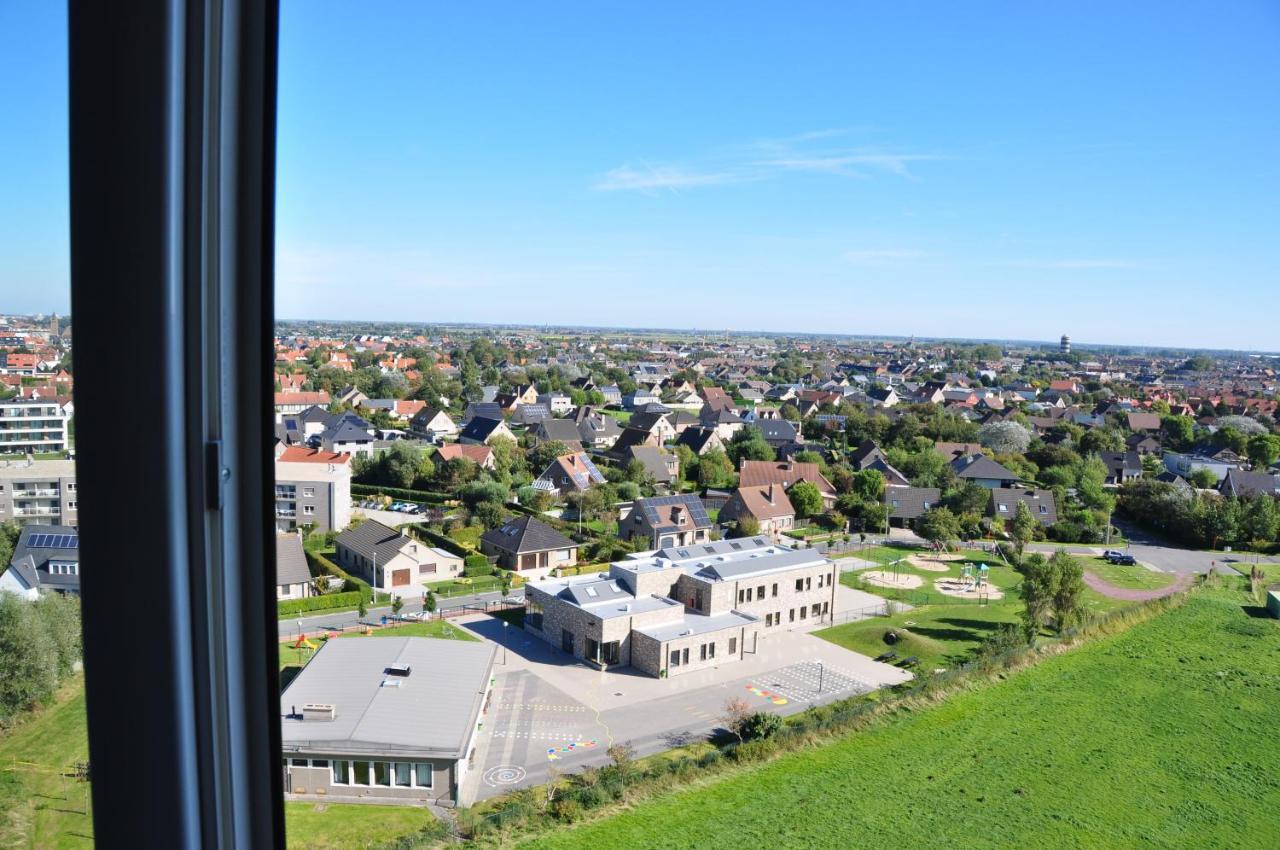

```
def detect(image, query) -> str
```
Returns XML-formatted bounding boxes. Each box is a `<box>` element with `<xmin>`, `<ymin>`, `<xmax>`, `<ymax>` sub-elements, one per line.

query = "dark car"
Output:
<box><xmin>1105</xmin><ymin>552</ymin><xmax>1137</xmax><ymax>566</ymax></box>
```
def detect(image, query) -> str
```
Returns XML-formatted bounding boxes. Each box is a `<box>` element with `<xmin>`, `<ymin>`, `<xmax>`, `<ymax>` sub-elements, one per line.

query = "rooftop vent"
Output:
<box><xmin>302</xmin><ymin>703</ymin><xmax>336</xmax><ymax>722</ymax></box>
<box><xmin>385</xmin><ymin>663</ymin><xmax>411</xmax><ymax>677</ymax></box>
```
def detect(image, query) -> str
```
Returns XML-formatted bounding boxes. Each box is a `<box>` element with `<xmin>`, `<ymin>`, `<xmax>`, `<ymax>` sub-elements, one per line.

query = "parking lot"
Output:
<box><xmin>461</xmin><ymin>612</ymin><xmax>911</xmax><ymax>804</ymax></box>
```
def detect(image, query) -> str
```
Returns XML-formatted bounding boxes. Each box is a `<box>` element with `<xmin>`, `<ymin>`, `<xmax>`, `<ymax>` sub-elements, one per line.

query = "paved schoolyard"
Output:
<box><xmin>459</xmin><ymin>610</ymin><xmax>911</xmax><ymax>803</ymax></box>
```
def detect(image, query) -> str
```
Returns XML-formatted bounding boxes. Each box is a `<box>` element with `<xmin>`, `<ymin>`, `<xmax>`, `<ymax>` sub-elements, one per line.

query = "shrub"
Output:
<box><xmin>464</xmin><ymin>553</ymin><xmax>492</xmax><ymax>575</ymax></box>
<box><xmin>740</xmin><ymin>711</ymin><xmax>785</xmax><ymax>741</ymax></box>
<box><xmin>277</xmin><ymin>590</ymin><xmax>365</xmax><ymax>616</ymax></box>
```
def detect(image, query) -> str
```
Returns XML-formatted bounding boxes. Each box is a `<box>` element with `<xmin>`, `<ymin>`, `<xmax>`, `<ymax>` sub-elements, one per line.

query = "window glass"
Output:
<box><xmin>331</xmin><ymin>761</ymin><xmax>349</xmax><ymax>784</ymax></box>
<box><xmin>352</xmin><ymin>761</ymin><xmax>369</xmax><ymax>785</ymax></box>
<box><xmin>374</xmin><ymin>762</ymin><xmax>391</xmax><ymax>786</ymax></box>
<box><xmin>395</xmin><ymin>763</ymin><xmax>412</xmax><ymax>787</ymax></box>
<box><xmin>414</xmin><ymin>764</ymin><xmax>433</xmax><ymax>788</ymax></box>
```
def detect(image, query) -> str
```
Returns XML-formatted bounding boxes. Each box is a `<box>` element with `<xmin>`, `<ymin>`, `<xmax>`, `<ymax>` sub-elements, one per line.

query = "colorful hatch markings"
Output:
<box><xmin>745</xmin><ymin>683</ymin><xmax>788</xmax><ymax>705</ymax></box>
<box><xmin>546</xmin><ymin>739</ymin><xmax>599</xmax><ymax>761</ymax></box>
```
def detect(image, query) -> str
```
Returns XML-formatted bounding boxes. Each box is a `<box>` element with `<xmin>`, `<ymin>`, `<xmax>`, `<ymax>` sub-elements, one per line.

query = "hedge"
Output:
<box><xmin>409</xmin><ymin>525</ymin><xmax>473</xmax><ymax>557</ymax></box>
<box><xmin>352</xmin><ymin>483</ymin><xmax>451</xmax><ymax>504</ymax></box>
<box><xmin>277</xmin><ymin>590</ymin><xmax>364</xmax><ymax>616</ymax></box>
<box><xmin>304</xmin><ymin>548</ymin><xmax>372</xmax><ymax>602</ymax></box>
<box><xmin>463</xmin><ymin>554</ymin><xmax>492</xmax><ymax>575</ymax></box>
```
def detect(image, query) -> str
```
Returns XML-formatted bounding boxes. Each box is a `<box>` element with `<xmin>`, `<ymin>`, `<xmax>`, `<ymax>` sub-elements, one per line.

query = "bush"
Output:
<box><xmin>464</xmin><ymin>553</ymin><xmax>492</xmax><ymax>575</ymax></box>
<box><xmin>277</xmin><ymin>590</ymin><xmax>365</xmax><ymax>616</ymax></box>
<box><xmin>740</xmin><ymin>711</ymin><xmax>785</xmax><ymax>741</ymax></box>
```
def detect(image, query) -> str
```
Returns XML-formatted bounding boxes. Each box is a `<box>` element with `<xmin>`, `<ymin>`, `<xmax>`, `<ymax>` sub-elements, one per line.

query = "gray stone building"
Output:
<box><xmin>524</xmin><ymin>538</ymin><xmax>839</xmax><ymax>678</ymax></box>
<box><xmin>274</xmin><ymin>446</ymin><xmax>352</xmax><ymax>534</ymax></box>
<box><xmin>0</xmin><ymin>458</ymin><xmax>78</xmax><ymax>526</ymax></box>
<box><xmin>280</xmin><ymin>637</ymin><xmax>496</xmax><ymax>806</ymax></box>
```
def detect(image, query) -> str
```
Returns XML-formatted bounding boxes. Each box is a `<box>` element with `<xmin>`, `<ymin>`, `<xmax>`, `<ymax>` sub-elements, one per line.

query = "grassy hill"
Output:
<box><xmin>518</xmin><ymin>583</ymin><xmax>1280</xmax><ymax>849</ymax></box>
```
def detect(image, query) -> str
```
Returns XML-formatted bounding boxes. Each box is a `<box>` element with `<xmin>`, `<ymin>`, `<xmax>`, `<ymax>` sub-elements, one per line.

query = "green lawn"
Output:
<box><xmin>285</xmin><ymin>801</ymin><xmax>445</xmax><ymax>850</ymax></box>
<box><xmin>599</xmin><ymin>409</ymin><xmax>632</xmax><ymax>424</ymax></box>
<box><xmin>519</xmin><ymin>586</ymin><xmax>1280</xmax><ymax>849</ymax></box>
<box><xmin>426</xmin><ymin>573</ymin><xmax>505</xmax><ymax>596</ymax></box>
<box><xmin>1226</xmin><ymin>561</ymin><xmax>1280</xmax><ymax>584</ymax></box>
<box><xmin>0</xmin><ymin>679</ymin><xmax>93</xmax><ymax>850</ymax></box>
<box><xmin>1087</xmin><ymin>558</ymin><xmax>1177</xmax><ymax>590</ymax></box>
<box><xmin>447</xmin><ymin>525</ymin><xmax>483</xmax><ymax>549</ymax></box>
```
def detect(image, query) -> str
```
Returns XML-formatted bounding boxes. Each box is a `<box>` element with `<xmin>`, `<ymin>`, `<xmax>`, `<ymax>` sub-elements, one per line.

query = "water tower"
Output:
<box><xmin>1060</xmin><ymin>334</ymin><xmax>1071</xmax><ymax>355</ymax></box>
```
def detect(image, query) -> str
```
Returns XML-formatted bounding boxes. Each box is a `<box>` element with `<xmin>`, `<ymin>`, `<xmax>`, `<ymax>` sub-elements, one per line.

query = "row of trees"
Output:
<box><xmin>0</xmin><ymin>593</ymin><xmax>82</xmax><ymax>727</ymax></box>
<box><xmin>1118</xmin><ymin>478</ymin><xmax>1279</xmax><ymax>550</ymax></box>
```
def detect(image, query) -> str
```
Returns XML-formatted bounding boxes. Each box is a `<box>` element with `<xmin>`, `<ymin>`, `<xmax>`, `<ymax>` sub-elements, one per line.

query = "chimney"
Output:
<box><xmin>766</xmin><ymin>483</ymin><xmax>775</xmax><ymax>504</ymax></box>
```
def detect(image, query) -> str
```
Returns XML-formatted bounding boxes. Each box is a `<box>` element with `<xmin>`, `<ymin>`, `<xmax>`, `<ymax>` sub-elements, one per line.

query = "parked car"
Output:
<box><xmin>1102</xmin><ymin>549</ymin><xmax>1124</xmax><ymax>561</ymax></box>
<box><xmin>1105</xmin><ymin>552</ymin><xmax>1137</xmax><ymax>566</ymax></box>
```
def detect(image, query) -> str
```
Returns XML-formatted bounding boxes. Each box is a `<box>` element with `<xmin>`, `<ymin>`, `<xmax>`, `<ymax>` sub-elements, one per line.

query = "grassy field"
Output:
<box><xmin>520</xmin><ymin>584</ymin><xmax>1280</xmax><ymax>849</ymax></box>
<box><xmin>0</xmin><ymin>679</ymin><xmax>93</xmax><ymax>850</ymax></box>
<box><xmin>285</xmin><ymin>801</ymin><xmax>445</xmax><ymax>850</ymax></box>
<box><xmin>1087</xmin><ymin>558</ymin><xmax>1177</xmax><ymax>590</ymax></box>
<box><xmin>426</xmin><ymin>573</ymin><xmax>505</xmax><ymax>596</ymax></box>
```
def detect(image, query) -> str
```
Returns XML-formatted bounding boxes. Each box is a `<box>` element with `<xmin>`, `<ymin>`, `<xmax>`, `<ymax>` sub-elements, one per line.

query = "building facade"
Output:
<box><xmin>0</xmin><ymin>458</ymin><xmax>78</xmax><ymax>526</ymax></box>
<box><xmin>274</xmin><ymin>447</ymin><xmax>352</xmax><ymax>534</ymax></box>
<box><xmin>0</xmin><ymin>399</ymin><xmax>70</xmax><ymax>455</ymax></box>
<box><xmin>524</xmin><ymin>539</ymin><xmax>838</xmax><ymax>678</ymax></box>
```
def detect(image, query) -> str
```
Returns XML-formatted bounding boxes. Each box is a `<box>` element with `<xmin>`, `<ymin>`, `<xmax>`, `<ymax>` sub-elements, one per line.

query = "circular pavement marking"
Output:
<box><xmin>482</xmin><ymin>765</ymin><xmax>527</xmax><ymax>787</ymax></box>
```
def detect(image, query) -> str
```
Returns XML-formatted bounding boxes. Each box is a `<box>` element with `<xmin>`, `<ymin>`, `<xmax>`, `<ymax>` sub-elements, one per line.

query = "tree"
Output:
<box><xmin>1049</xmin><ymin>550</ymin><xmax>1086</xmax><ymax>632</ymax></box>
<box><xmin>727</xmin><ymin>427</ymin><xmax>775</xmax><ymax>466</ymax></box>
<box><xmin>944</xmin><ymin>481</ymin><xmax>990</xmax><ymax>516</ymax></box>
<box><xmin>1009</xmin><ymin>501</ymin><xmax>1040</xmax><ymax>563</ymax></box>
<box><xmin>916</xmin><ymin>507</ymin><xmax>961</xmax><ymax>552</ymax></box>
<box><xmin>357</xmin><ymin>596</ymin><xmax>368</xmax><ymax>620</ymax></box>
<box><xmin>0</xmin><ymin>594</ymin><xmax>60</xmax><ymax>724</ymax></box>
<box><xmin>733</xmin><ymin>516</ymin><xmax>761</xmax><ymax>538</ymax></box>
<box><xmin>1189</xmin><ymin>467</ymin><xmax>1219</xmax><ymax>489</ymax></box>
<box><xmin>424</xmin><ymin>591</ymin><xmax>437</xmax><ymax>615</ymax></box>
<box><xmin>381</xmin><ymin>441</ymin><xmax>426</xmax><ymax>489</ymax></box>
<box><xmin>978</xmin><ymin>421</ymin><xmax>1032</xmax><ymax>455</ymax></box>
<box><xmin>1018</xmin><ymin>554</ymin><xmax>1055</xmax><ymax>643</ymax></box>
<box><xmin>788</xmin><ymin>481</ymin><xmax>824</xmax><ymax>518</ymax></box>
<box><xmin>1161</xmin><ymin>415</ymin><xmax>1195</xmax><ymax>450</ymax></box>
<box><xmin>719</xmin><ymin>696</ymin><xmax>753</xmax><ymax>745</ymax></box>
<box><xmin>1217</xmin><ymin>415</ymin><xmax>1268</xmax><ymax>437</ymax></box>
<box><xmin>697</xmin><ymin>450</ymin><xmax>735</xmax><ymax>489</ymax></box>
<box><xmin>1246</xmin><ymin>434</ymin><xmax>1280</xmax><ymax>470</ymax></box>
<box><xmin>391</xmin><ymin>595</ymin><xmax>404</xmax><ymax>616</ymax></box>
<box><xmin>778</xmin><ymin>403</ymin><xmax>801</xmax><ymax>422</ymax></box>
<box><xmin>849</xmin><ymin>468</ymin><xmax>886</xmax><ymax>503</ymax></box>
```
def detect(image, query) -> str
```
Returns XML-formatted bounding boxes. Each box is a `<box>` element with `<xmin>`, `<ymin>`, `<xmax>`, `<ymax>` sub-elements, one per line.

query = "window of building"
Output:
<box><xmin>708</xmin><ymin>642</ymin><xmax>715</xmax><ymax>658</ymax></box>
<box><xmin>811</xmin><ymin>604</ymin><xmax>821</xmax><ymax>618</ymax></box>
<box><xmin>699</xmin><ymin>644</ymin><xmax>707</xmax><ymax>661</ymax></box>
<box><xmin>771</xmin><ymin>583</ymin><xmax>778</xmax><ymax>597</ymax></box>
<box><xmin>795</xmin><ymin>578</ymin><xmax>803</xmax><ymax>592</ymax></box>
<box><xmin>789</xmin><ymin>608</ymin><xmax>795</xmax><ymax>622</ymax></box>
<box><xmin>289</xmin><ymin>758</ymin><xmax>307</xmax><ymax>767</ymax></box>
<box><xmin>331</xmin><ymin>761</ymin><xmax>349</xmax><ymax>785</ymax></box>
<box><xmin>737</xmin><ymin>589</ymin><xmax>745</xmax><ymax>603</ymax></box>
<box><xmin>670</xmin><ymin>649</ymin><xmax>681</xmax><ymax>667</ymax></box>
<box><xmin>729</xmin><ymin>637</ymin><xmax>737</xmax><ymax>654</ymax></box>
<box><xmin>800</xmin><ymin>607</ymin><xmax>807</xmax><ymax>620</ymax></box>
<box><xmin>303</xmin><ymin>487</ymin><xmax>314</xmax><ymax>497</ymax></box>
<box><xmin>414</xmin><ymin>764</ymin><xmax>433</xmax><ymax>788</ymax></box>
<box><xmin>353</xmin><ymin>761</ymin><xmax>370</xmax><ymax>785</ymax></box>
<box><xmin>374</xmin><ymin>762</ymin><xmax>392</xmax><ymax>786</ymax></box>
<box><xmin>395</xmin><ymin>762</ymin><xmax>412</xmax><ymax>787</ymax></box>
<box><xmin>757</xmin><ymin>584</ymin><xmax>765</xmax><ymax>598</ymax></box>
<box><xmin>805</xmin><ymin>576</ymin><xmax>812</xmax><ymax>591</ymax></box>
<box><xmin>682</xmin><ymin>647</ymin><xmax>689</xmax><ymax>665</ymax></box>
<box><xmin>744</xmin><ymin>587</ymin><xmax>753</xmax><ymax>602</ymax></box>
<box><xmin>303</xmin><ymin>505</ymin><xmax>314</xmax><ymax>515</ymax></box>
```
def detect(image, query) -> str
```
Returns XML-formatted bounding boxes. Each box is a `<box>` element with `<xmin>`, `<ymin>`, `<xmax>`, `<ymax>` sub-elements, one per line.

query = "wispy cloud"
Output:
<box><xmin>593</xmin><ymin>129</ymin><xmax>942</xmax><ymax>192</ymax></box>
<box><xmin>842</xmin><ymin>249</ymin><xmax>926</xmax><ymax>265</ymax></box>
<box><xmin>592</xmin><ymin>163</ymin><xmax>744</xmax><ymax>193</ymax></box>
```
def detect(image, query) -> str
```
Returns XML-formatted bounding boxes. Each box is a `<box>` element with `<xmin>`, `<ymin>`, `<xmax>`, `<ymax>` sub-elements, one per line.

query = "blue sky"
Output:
<box><xmin>3</xmin><ymin>2</ymin><xmax>1278</xmax><ymax>349</ymax></box>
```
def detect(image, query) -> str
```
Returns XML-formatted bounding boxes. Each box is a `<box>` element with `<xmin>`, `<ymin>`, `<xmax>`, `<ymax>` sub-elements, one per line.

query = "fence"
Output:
<box><xmin>825</xmin><ymin>601</ymin><xmax>895</xmax><ymax>626</ymax></box>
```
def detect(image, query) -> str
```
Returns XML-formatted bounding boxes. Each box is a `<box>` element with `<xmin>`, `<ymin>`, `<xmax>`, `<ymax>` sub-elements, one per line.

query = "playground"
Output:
<box><xmin>933</xmin><ymin>561</ymin><xmax>1004</xmax><ymax>600</ymax></box>
<box><xmin>906</xmin><ymin>553</ymin><xmax>964</xmax><ymax>572</ymax></box>
<box><xmin>859</xmin><ymin>570</ymin><xmax>924</xmax><ymax>590</ymax></box>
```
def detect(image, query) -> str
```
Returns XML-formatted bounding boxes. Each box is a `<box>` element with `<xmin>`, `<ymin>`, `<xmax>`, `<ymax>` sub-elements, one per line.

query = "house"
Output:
<box><xmin>619</xmin><ymin>494</ymin><xmax>714</xmax><ymax>549</ymax></box>
<box><xmin>883</xmin><ymin>486</ymin><xmax>941</xmax><ymax>528</ymax></box>
<box><xmin>757</xmin><ymin>419</ymin><xmax>800</xmax><ymax>449</ymax></box>
<box><xmin>479</xmin><ymin>515</ymin><xmax>578</xmax><ymax>579</ymax></box>
<box><xmin>609</xmin><ymin>426</ymin><xmax>659</xmax><ymax>459</ymax></box>
<box><xmin>674</xmin><ymin>426</ymin><xmax>724</xmax><ymax>456</ymax></box>
<box><xmin>274</xmin><ymin>447</ymin><xmax>352</xmax><ymax>534</ymax></box>
<box><xmin>0</xmin><ymin>524</ymin><xmax>80</xmax><ymax>599</ymax></box>
<box><xmin>510</xmin><ymin>403</ymin><xmax>551</xmax><ymax>426</ymax></box>
<box><xmin>1098</xmin><ymin>451</ymin><xmax>1142</xmax><ymax>486</ymax></box>
<box><xmin>1218</xmin><ymin>468</ymin><xmax>1280</xmax><ymax>499</ymax></box>
<box><xmin>990</xmin><ymin>487</ymin><xmax>1058</xmax><ymax>526</ymax></box>
<box><xmin>1126</xmin><ymin>433</ymin><xmax>1161</xmax><ymax>456</ymax></box>
<box><xmin>274</xmin><ymin>391</ymin><xmax>331</xmax><ymax>415</ymax></box>
<box><xmin>625</xmin><ymin>446</ymin><xmax>680</xmax><ymax>487</ymax></box>
<box><xmin>407</xmin><ymin>407</ymin><xmax>457</xmax><ymax>440</ymax></box>
<box><xmin>431</xmin><ymin>443</ymin><xmax>496</xmax><ymax>472</ymax></box>
<box><xmin>0</xmin><ymin>458</ymin><xmax>79</xmax><ymax>526</ymax></box>
<box><xmin>279</xmin><ymin>637</ymin><xmax>496</xmax><ymax>806</ymax></box>
<box><xmin>529</xmin><ymin>417</ymin><xmax>584</xmax><ymax>449</ymax></box>
<box><xmin>319</xmin><ymin>415</ymin><xmax>376</xmax><ymax>457</ymax></box>
<box><xmin>1127</xmin><ymin>411</ymin><xmax>1162</xmax><ymax>432</ymax></box>
<box><xmin>458</xmin><ymin>417</ymin><xmax>516</xmax><ymax>446</ymax></box>
<box><xmin>276</xmin><ymin>532</ymin><xmax>313</xmax><ymax>600</ymax></box>
<box><xmin>867</xmin><ymin>386</ymin><xmax>899</xmax><ymax>407</ymax></box>
<box><xmin>335</xmin><ymin>521</ymin><xmax>463</xmax><ymax>598</ymax></box>
<box><xmin>698</xmin><ymin>407</ymin><xmax>744</xmax><ymax>441</ymax></box>
<box><xmin>523</xmin><ymin>538</ymin><xmax>843</xmax><ymax>677</ymax></box>
<box><xmin>622</xmin><ymin>388</ymin><xmax>661</xmax><ymax>410</ymax></box>
<box><xmin>950</xmin><ymin>454</ymin><xmax>1019</xmax><ymax>489</ymax></box>
<box><xmin>513</xmin><ymin>384</ymin><xmax>540</xmax><ymax>405</ymax></box>
<box><xmin>629</xmin><ymin>411</ymin><xmax>677</xmax><ymax>445</ymax></box>
<box><xmin>1164</xmin><ymin>450</ymin><xmax>1239</xmax><ymax>483</ymax></box>
<box><xmin>573</xmin><ymin>407</ymin><xmax>623</xmax><ymax>449</ymax></box>
<box><xmin>663</xmin><ymin>409</ymin><xmax>700</xmax><ymax>436</ymax></box>
<box><xmin>933</xmin><ymin>442</ymin><xmax>983</xmax><ymax>462</ymax></box>
<box><xmin>536</xmin><ymin>392</ymin><xmax>573</xmax><ymax>415</ymax></box>
<box><xmin>599</xmin><ymin>385</ymin><xmax>623</xmax><ymax>406</ymax></box>
<box><xmin>699</xmin><ymin>386</ymin><xmax>735</xmax><ymax>413</ymax></box>
<box><xmin>334</xmin><ymin>385</ymin><xmax>366</xmax><ymax>407</ymax></box>
<box><xmin>719</xmin><ymin>484</ymin><xmax>795</xmax><ymax>540</ymax></box>
<box><xmin>738</xmin><ymin>460</ymin><xmax>837</xmax><ymax>509</ymax></box>
<box><xmin>535</xmin><ymin>453</ymin><xmax>607</xmax><ymax>495</ymax></box>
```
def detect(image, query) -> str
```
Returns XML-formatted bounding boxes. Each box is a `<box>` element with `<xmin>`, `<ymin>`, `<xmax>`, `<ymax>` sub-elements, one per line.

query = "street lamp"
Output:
<box><xmin>817</xmin><ymin>660</ymin><xmax>824</xmax><ymax>694</ymax></box>
<box><xmin>503</xmin><ymin>620</ymin><xmax>509</xmax><ymax>665</ymax></box>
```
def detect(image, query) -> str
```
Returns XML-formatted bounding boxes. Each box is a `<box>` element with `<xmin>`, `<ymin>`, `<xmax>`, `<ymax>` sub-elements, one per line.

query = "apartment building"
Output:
<box><xmin>274</xmin><ymin>446</ymin><xmax>352</xmax><ymax>534</ymax></box>
<box><xmin>0</xmin><ymin>399</ymin><xmax>70</xmax><ymax>455</ymax></box>
<box><xmin>0</xmin><ymin>458</ymin><xmax>78</xmax><ymax>526</ymax></box>
<box><xmin>524</xmin><ymin>538</ymin><xmax>838</xmax><ymax>678</ymax></box>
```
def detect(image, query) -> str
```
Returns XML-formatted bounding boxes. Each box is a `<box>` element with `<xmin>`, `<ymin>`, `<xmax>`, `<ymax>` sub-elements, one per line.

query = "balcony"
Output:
<box><xmin>275</xmin><ymin>508</ymin><xmax>296</xmax><ymax>518</ymax></box>
<box><xmin>13</xmin><ymin>507</ymin><xmax>61</xmax><ymax>517</ymax></box>
<box><xmin>13</xmin><ymin>489</ymin><xmax>60</xmax><ymax>498</ymax></box>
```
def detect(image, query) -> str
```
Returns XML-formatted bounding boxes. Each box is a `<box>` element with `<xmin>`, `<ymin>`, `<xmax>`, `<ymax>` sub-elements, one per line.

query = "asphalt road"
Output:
<box><xmin>277</xmin><ymin>587</ymin><xmax>524</xmax><ymax>639</ymax></box>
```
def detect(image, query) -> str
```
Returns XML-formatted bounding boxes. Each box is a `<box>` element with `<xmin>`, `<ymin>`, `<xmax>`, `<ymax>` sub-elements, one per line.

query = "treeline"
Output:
<box><xmin>1118</xmin><ymin>478</ymin><xmax>1279</xmax><ymax>551</ymax></box>
<box><xmin>0</xmin><ymin>593</ymin><xmax>82</xmax><ymax>727</ymax></box>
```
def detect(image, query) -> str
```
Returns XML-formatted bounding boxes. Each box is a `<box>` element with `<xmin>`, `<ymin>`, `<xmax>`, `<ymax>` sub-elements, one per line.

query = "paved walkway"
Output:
<box><xmin>1082</xmin><ymin>569</ymin><xmax>1194</xmax><ymax>601</ymax></box>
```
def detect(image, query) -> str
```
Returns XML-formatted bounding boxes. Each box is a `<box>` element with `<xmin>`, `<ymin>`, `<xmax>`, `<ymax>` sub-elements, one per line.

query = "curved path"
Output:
<box><xmin>1082</xmin><ymin>569</ymin><xmax>1194</xmax><ymax>602</ymax></box>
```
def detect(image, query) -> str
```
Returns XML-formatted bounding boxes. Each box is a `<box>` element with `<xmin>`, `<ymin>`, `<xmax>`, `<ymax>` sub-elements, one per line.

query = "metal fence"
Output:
<box><xmin>824</xmin><ymin>602</ymin><xmax>895</xmax><ymax>626</ymax></box>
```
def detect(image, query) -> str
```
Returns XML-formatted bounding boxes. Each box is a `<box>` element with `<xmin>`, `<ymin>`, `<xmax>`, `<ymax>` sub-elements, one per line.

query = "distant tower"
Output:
<box><xmin>1060</xmin><ymin>334</ymin><xmax>1071</xmax><ymax>355</ymax></box>
<box><xmin>49</xmin><ymin>313</ymin><xmax>59</xmax><ymax>334</ymax></box>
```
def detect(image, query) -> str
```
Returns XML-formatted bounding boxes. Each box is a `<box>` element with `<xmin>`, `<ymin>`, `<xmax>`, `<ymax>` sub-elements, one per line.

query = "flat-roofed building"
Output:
<box><xmin>0</xmin><ymin>458</ymin><xmax>78</xmax><ymax>526</ymax></box>
<box><xmin>0</xmin><ymin>399</ymin><xmax>70</xmax><ymax>455</ymax></box>
<box><xmin>274</xmin><ymin>446</ymin><xmax>352</xmax><ymax>534</ymax></box>
<box><xmin>524</xmin><ymin>538</ymin><xmax>838</xmax><ymax>678</ymax></box>
<box><xmin>280</xmin><ymin>637</ymin><xmax>496</xmax><ymax>806</ymax></box>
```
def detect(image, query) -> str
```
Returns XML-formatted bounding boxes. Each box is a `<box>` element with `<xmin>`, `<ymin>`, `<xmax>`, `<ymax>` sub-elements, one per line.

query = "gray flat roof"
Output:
<box><xmin>280</xmin><ymin>637</ymin><xmax>495</xmax><ymax>760</ymax></box>
<box><xmin>636</xmin><ymin>610</ymin><xmax>759</xmax><ymax>642</ymax></box>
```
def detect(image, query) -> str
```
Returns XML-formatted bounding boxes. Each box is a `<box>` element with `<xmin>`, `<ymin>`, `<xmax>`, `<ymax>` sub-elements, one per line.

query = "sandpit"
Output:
<box><xmin>861</xmin><ymin>570</ymin><xmax>924</xmax><ymax>590</ymax></box>
<box><xmin>906</xmin><ymin>555</ymin><xmax>956</xmax><ymax>573</ymax></box>
<box><xmin>933</xmin><ymin>576</ymin><xmax>1004</xmax><ymax>600</ymax></box>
